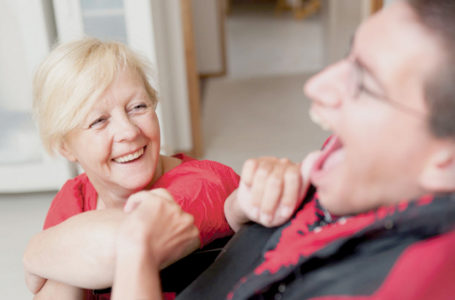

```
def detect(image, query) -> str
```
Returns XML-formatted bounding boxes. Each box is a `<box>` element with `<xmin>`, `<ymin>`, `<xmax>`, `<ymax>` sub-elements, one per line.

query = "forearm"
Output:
<box><xmin>25</xmin><ymin>269</ymin><xmax>46</xmax><ymax>294</ymax></box>
<box><xmin>112</xmin><ymin>245</ymin><xmax>163</xmax><ymax>300</ymax></box>
<box><xmin>24</xmin><ymin>205</ymin><xmax>200</xmax><ymax>292</ymax></box>
<box><xmin>111</xmin><ymin>189</ymin><xmax>201</xmax><ymax>298</ymax></box>
<box><xmin>23</xmin><ymin>209</ymin><xmax>125</xmax><ymax>290</ymax></box>
<box><xmin>33</xmin><ymin>280</ymin><xmax>84</xmax><ymax>300</ymax></box>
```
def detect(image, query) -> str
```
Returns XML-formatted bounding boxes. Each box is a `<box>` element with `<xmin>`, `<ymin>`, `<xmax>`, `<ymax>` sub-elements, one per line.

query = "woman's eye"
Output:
<box><xmin>131</xmin><ymin>103</ymin><xmax>148</xmax><ymax>111</ymax></box>
<box><xmin>89</xmin><ymin>117</ymin><xmax>106</xmax><ymax>128</ymax></box>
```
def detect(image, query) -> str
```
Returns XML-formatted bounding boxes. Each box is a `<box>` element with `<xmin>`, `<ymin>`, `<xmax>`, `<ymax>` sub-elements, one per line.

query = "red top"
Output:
<box><xmin>227</xmin><ymin>194</ymin><xmax>455</xmax><ymax>300</ymax></box>
<box><xmin>43</xmin><ymin>154</ymin><xmax>239</xmax><ymax>299</ymax></box>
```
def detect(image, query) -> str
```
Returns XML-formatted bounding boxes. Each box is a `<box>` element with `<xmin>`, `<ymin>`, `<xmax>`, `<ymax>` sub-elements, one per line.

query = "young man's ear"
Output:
<box><xmin>58</xmin><ymin>141</ymin><xmax>78</xmax><ymax>163</ymax></box>
<box><xmin>420</xmin><ymin>146</ymin><xmax>455</xmax><ymax>192</ymax></box>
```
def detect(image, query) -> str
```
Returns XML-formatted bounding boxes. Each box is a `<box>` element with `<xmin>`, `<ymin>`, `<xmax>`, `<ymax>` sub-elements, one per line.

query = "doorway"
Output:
<box><xmin>198</xmin><ymin>0</ymin><xmax>328</xmax><ymax>171</ymax></box>
<box><xmin>193</xmin><ymin>0</ymin><xmax>384</xmax><ymax>171</ymax></box>
<box><xmin>226</xmin><ymin>0</ymin><xmax>324</xmax><ymax>79</ymax></box>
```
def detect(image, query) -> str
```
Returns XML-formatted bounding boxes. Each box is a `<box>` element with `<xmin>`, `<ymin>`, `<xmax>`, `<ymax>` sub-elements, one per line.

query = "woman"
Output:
<box><xmin>23</xmin><ymin>37</ymin><xmax>240</xmax><ymax>299</ymax></box>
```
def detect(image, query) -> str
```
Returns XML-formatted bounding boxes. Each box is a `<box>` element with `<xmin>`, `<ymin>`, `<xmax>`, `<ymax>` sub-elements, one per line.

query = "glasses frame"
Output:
<box><xmin>347</xmin><ymin>56</ymin><xmax>427</xmax><ymax>118</ymax></box>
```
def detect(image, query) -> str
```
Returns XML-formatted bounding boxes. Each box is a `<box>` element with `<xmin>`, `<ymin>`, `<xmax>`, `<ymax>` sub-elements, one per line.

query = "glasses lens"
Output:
<box><xmin>347</xmin><ymin>59</ymin><xmax>360</xmax><ymax>98</ymax></box>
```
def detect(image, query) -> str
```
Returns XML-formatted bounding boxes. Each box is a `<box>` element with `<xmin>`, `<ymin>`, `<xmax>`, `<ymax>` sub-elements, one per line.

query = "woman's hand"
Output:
<box><xmin>225</xmin><ymin>153</ymin><xmax>320</xmax><ymax>231</ymax></box>
<box><xmin>112</xmin><ymin>189</ymin><xmax>200</xmax><ymax>300</ymax></box>
<box><xmin>118</xmin><ymin>188</ymin><xmax>200</xmax><ymax>268</ymax></box>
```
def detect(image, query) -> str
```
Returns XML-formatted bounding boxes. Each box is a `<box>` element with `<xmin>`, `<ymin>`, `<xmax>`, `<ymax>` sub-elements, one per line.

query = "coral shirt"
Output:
<box><xmin>43</xmin><ymin>154</ymin><xmax>240</xmax><ymax>299</ymax></box>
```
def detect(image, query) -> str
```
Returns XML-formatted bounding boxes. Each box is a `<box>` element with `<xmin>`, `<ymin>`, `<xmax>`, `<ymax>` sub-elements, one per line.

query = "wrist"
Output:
<box><xmin>116</xmin><ymin>240</ymin><xmax>159</xmax><ymax>270</ymax></box>
<box><xmin>225</xmin><ymin>190</ymin><xmax>249</xmax><ymax>232</ymax></box>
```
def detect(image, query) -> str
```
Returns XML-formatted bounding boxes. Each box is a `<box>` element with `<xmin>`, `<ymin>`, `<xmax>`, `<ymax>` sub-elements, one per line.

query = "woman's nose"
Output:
<box><xmin>112</xmin><ymin>114</ymin><xmax>140</xmax><ymax>142</ymax></box>
<box><xmin>303</xmin><ymin>60</ymin><xmax>351</xmax><ymax>108</ymax></box>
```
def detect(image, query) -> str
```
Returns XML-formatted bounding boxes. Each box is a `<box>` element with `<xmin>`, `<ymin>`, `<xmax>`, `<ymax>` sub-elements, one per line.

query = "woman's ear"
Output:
<box><xmin>420</xmin><ymin>147</ymin><xmax>455</xmax><ymax>192</ymax></box>
<box><xmin>58</xmin><ymin>141</ymin><xmax>78</xmax><ymax>162</ymax></box>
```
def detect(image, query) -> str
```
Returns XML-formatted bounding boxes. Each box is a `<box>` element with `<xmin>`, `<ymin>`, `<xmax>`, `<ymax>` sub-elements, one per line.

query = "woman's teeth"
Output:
<box><xmin>114</xmin><ymin>148</ymin><xmax>144</xmax><ymax>163</ymax></box>
<box><xmin>309</xmin><ymin>110</ymin><xmax>331</xmax><ymax>131</ymax></box>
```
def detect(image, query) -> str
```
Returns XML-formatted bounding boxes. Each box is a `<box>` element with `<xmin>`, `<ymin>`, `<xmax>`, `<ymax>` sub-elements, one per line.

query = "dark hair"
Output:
<box><xmin>407</xmin><ymin>0</ymin><xmax>455</xmax><ymax>138</ymax></box>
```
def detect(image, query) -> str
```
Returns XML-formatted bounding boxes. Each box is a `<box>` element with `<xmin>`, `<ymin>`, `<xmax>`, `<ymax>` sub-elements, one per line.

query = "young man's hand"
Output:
<box><xmin>225</xmin><ymin>153</ymin><xmax>320</xmax><ymax>231</ymax></box>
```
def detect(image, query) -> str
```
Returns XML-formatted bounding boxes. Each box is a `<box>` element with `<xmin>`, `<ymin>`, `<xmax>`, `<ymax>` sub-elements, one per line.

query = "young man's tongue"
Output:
<box><xmin>311</xmin><ymin>136</ymin><xmax>344</xmax><ymax>181</ymax></box>
<box><xmin>322</xmin><ymin>137</ymin><xmax>345</xmax><ymax>171</ymax></box>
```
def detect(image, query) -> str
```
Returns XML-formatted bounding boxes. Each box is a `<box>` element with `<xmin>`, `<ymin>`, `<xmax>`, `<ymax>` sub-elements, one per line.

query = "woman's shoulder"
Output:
<box><xmin>44</xmin><ymin>173</ymin><xmax>97</xmax><ymax>229</ymax></box>
<box><xmin>170</xmin><ymin>153</ymin><xmax>239</xmax><ymax>178</ymax></box>
<box><xmin>58</xmin><ymin>173</ymin><xmax>90</xmax><ymax>194</ymax></box>
<box><xmin>171</xmin><ymin>153</ymin><xmax>194</xmax><ymax>163</ymax></box>
<box><xmin>156</xmin><ymin>154</ymin><xmax>239</xmax><ymax>193</ymax></box>
<box><xmin>53</xmin><ymin>173</ymin><xmax>97</xmax><ymax>210</ymax></box>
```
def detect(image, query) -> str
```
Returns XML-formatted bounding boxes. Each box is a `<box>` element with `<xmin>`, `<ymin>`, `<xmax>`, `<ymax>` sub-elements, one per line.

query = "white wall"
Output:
<box><xmin>151</xmin><ymin>0</ymin><xmax>193</xmax><ymax>153</ymax></box>
<box><xmin>0</xmin><ymin>0</ymin><xmax>56</xmax><ymax>112</ymax></box>
<box><xmin>0</xmin><ymin>0</ymin><xmax>76</xmax><ymax>192</ymax></box>
<box><xmin>52</xmin><ymin>0</ymin><xmax>193</xmax><ymax>154</ymax></box>
<box><xmin>127</xmin><ymin>0</ymin><xmax>193</xmax><ymax>153</ymax></box>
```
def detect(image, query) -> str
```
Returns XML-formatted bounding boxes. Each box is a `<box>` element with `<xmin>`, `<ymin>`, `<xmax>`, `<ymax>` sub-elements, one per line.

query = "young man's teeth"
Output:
<box><xmin>309</xmin><ymin>110</ymin><xmax>331</xmax><ymax>131</ymax></box>
<box><xmin>115</xmin><ymin>148</ymin><xmax>144</xmax><ymax>163</ymax></box>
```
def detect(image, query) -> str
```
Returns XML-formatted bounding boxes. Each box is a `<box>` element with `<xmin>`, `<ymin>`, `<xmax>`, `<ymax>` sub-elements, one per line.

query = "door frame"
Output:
<box><xmin>180</xmin><ymin>0</ymin><xmax>204</xmax><ymax>157</ymax></box>
<box><xmin>370</xmin><ymin>0</ymin><xmax>384</xmax><ymax>14</ymax></box>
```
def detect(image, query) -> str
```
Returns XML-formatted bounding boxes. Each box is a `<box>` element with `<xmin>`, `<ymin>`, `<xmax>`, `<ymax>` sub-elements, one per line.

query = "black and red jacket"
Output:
<box><xmin>177</xmin><ymin>189</ymin><xmax>455</xmax><ymax>300</ymax></box>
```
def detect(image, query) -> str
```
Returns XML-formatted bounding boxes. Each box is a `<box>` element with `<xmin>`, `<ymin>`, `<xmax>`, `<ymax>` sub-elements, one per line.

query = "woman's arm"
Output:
<box><xmin>23</xmin><ymin>208</ymin><xmax>124</xmax><ymax>292</ymax></box>
<box><xmin>112</xmin><ymin>245</ymin><xmax>162</xmax><ymax>300</ymax></box>
<box><xmin>24</xmin><ymin>189</ymin><xmax>201</xmax><ymax>293</ymax></box>
<box><xmin>32</xmin><ymin>280</ymin><xmax>84</xmax><ymax>300</ymax></box>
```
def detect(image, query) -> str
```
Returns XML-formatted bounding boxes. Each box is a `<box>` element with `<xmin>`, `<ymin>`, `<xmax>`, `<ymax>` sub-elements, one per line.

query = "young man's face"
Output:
<box><xmin>304</xmin><ymin>1</ymin><xmax>445</xmax><ymax>215</ymax></box>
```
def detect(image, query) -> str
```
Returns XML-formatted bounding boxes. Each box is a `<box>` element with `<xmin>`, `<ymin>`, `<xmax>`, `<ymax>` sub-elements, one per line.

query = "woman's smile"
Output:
<box><xmin>113</xmin><ymin>146</ymin><xmax>146</xmax><ymax>164</ymax></box>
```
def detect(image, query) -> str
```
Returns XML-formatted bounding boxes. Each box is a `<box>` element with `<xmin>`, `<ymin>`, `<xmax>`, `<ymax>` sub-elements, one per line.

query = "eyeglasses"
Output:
<box><xmin>346</xmin><ymin>56</ymin><xmax>427</xmax><ymax>118</ymax></box>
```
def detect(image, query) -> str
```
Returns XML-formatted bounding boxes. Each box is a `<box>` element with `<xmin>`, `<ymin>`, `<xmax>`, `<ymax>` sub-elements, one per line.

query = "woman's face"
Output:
<box><xmin>61</xmin><ymin>68</ymin><xmax>161</xmax><ymax>201</ymax></box>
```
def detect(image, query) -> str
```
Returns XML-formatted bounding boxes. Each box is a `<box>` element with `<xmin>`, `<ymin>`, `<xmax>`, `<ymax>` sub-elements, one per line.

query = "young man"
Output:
<box><xmin>112</xmin><ymin>0</ymin><xmax>455</xmax><ymax>299</ymax></box>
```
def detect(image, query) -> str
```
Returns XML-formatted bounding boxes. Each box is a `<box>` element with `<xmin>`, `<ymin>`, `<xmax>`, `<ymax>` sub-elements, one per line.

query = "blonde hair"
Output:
<box><xmin>33</xmin><ymin>37</ymin><xmax>158</xmax><ymax>155</ymax></box>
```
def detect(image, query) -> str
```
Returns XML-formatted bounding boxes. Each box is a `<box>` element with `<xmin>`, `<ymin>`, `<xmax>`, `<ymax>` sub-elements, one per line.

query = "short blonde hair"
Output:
<box><xmin>33</xmin><ymin>37</ymin><xmax>158</xmax><ymax>155</ymax></box>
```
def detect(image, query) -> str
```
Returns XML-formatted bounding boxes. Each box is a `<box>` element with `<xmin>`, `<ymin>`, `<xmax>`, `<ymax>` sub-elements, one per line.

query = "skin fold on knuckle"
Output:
<box><xmin>285</xmin><ymin>167</ymin><xmax>300</xmax><ymax>183</ymax></box>
<box><xmin>152</xmin><ymin>188</ymin><xmax>173</xmax><ymax>201</ymax></box>
<box><xmin>241</xmin><ymin>159</ymin><xmax>257</xmax><ymax>182</ymax></box>
<box><xmin>279</xmin><ymin>157</ymin><xmax>291</xmax><ymax>164</ymax></box>
<box><xmin>182</xmin><ymin>212</ymin><xmax>195</xmax><ymax>226</ymax></box>
<box><xmin>268</xmin><ymin>173</ymin><xmax>284</xmax><ymax>189</ymax></box>
<box><xmin>243</xmin><ymin>158</ymin><xmax>258</xmax><ymax>171</ymax></box>
<box><xmin>255</xmin><ymin>165</ymin><xmax>271</xmax><ymax>180</ymax></box>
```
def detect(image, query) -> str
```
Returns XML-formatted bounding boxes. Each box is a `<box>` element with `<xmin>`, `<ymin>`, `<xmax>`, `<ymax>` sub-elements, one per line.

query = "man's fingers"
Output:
<box><xmin>259</xmin><ymin>163</ymin><xmax>286</xmax><ymax>225</ymax></box>
<box><xmin>241</xmin><ymin>159</ymin><xmax>258</xmax><ymax>187</ymax></box>
<box><xmin>277</xmin><ymin>166</ymin><xmax>301</xmax><ymax>220</ymax></box>
<box><xmin>250</xmin><ymin>161</ymin><xmax>273</xmax><ymax>212</ymax></box>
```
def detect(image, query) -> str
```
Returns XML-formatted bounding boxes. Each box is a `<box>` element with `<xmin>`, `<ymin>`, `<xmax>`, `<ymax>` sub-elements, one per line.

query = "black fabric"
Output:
<box><xmin>178</xmin><ymin>194</ymin><xmax>455</xmax><ymax>300</ymax></box>
<box><xmin>260</xmin><ymin>223</ymin><xmax>419</xmax><ymax>299</ymax></box>
<box><xmin>233</xmin><ymin>195</ymin><xmax>455</xmax><ymax>300</ymax></box>
<box><xmin>160</xmin><ymin>236</ymin><xmax>232</xmax><ymax>293</ymax></box>
<box><xmin>91</xmin><ymin>236</ymin><xmax>233</xmax><ymax>296</ymax></box>
<box><xmin>176</xmin><ymin>187</ymin><xmax>316</xmax><ymax>299</ymax></box>
<box><xmin>175</xmin><ymin>223</ymin><xmax>278</xmax><ymax>299</ymax></box>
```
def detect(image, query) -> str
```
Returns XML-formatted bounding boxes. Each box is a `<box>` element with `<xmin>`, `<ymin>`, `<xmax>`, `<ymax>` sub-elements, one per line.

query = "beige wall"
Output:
<box><xmin>321</xmin><ymin>0</ymin><xmax>370</xmax><ymax>66</ymax></box>
<box><xmin>191</xmin><ymin>0</ymin><xmax>225</xmax><ymax>75</ymax></box>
